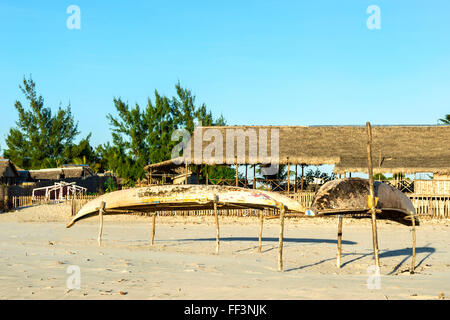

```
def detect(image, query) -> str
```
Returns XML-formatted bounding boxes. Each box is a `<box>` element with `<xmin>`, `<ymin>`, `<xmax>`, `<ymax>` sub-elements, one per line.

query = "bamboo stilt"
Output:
<box><xmin>295</xmin><ymin>165</ymin><xmax>298</xmax><ymax>193</ymax></box>
<box><xmin>278</xmin><ymin>205</ymin><xmax>286</xmax><ymax>271</ymax></box>
<box><xmin>300</xmin><ymin>165</ymin><xmax>304</xmax><ymax>192</ymax></box>
<box><xmin>245</xmin><ymin>165</ymin><xmax>248</xmax><ymax>188</ymax></box>
<box><xmin>253</xmin><ymin>165</ymin><xmax>256</xmax><ymax>189</ymax></box>
<box><xmin>258</xmin><ymin>209</ymin><xmax>264</xmax><ymax>253</ymax></box>
<box><xmin>98</xmin><ymin>201</ymin><xmax>105</xmax><ymax>246</ymax></box>
<box><xmin>366</xmin><ymin>122</ymin><xmax>380</xmax><ymax>268</ymax></box>
<box><xmin>410</xmin><ymin>213</ymin><xmax>416</xmax><ymax>274</ymax></box>
<box><xmin>337</xmin><ymin>215</ymin><xmax>343</xmax><ymax>268</ymax></box>
<box><xmin>287</xmin><ymin>162</ymin><xmax>290</xmax><ymax>194</ymax></box>
<box><xmin>235</xmin><ymin>159</ymin><xmax>239</xmax><ymax>187</ymax></box>
<box><xmin>214</xmin><ymin>195</ymin><xmax>220</xmax><ymax>254</ymax></box>
<box><xmin>151</xmin><ymin>213</ymin><xmax>156</xmax><ymax>245</ymax></box>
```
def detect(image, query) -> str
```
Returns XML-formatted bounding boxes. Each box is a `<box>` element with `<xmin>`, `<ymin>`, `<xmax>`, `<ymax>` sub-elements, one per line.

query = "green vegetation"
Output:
<box><xmin>3</xmin><ymin>77</ymin><xmax>230</xmax><ymax>186</ymax></box>
<box><xmin>439</xmin><ymin>114</ymin><xmax>450</xmax><ymax>125</ymax></box>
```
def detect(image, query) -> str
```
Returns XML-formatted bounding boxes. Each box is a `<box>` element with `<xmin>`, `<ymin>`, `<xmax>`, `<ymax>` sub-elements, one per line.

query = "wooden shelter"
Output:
<box><xmin>29</xmin><ymin>165</ymin><xmax>94</xmax><ymax>182</ymax></box>
<box><xmin>143</xmin><ymin>158</ymin><xmax>197</xmax><ymax>185</ymax></box>
<box><xmin>180</xmin><ymin>125</ymin><xmax>450</xmax><ymax>172</ymax></box>
<box><xmin>0</xmin><ymin>159</ymin><xmax>19</xmax><ymax>185</ymax></box>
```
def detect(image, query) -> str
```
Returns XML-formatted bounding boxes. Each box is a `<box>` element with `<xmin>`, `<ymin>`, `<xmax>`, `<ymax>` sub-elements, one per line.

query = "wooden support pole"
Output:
<box><xmin>287</xmin><ymin>162</ymin><xmax>290</xmax><ymax>194</ymax></box>
<box><xmin>295</xmin><ymin>165</ymin><xmax>298</xmax><ymax>193</ymax></box>
<box><xmin>245</xmin><ymin>165</ymin><xmax>248</xmax><ymax>188</ymax></box>
<box><xmin>98</xmin><ymin>201</ymin><xmax>106</xmax><ymax>246</ymax></box>
<box><xmin>151</xmin><ymin>212</ymin><xmax>156</xmax><ymax>245</ymax></box>
<box><xmin>337</xmin><ymin>215</ymin><xmax>343</xmax><ymax>268</ymax></box>
<box><xmin>252</xmin><ymin>165</ymin><xmax>256</xmax><ymax>189</ymax></box>
<box><xmin>300</xmin><ymin>165</ymin><xmax>304</xmax><ymax>192</ymax></box>
<box><xmin>410</xmin><ymin>213</ymin><xmax>416</xmax><ymax>274</ymax></box>
<box><xmin>213</xmin><ymin>195</ymin><xmax>220</xmax><ymax>254</ymax></box>
<box><xmin>258</xmin><ymin>209</ymin><xmax>264</xmax><ymax>253</ymax></box>
<box><xmin>235</xmin><ymin>160</ymin><xmax>239</xmax><ymax>187</ymax></box>
<box><xmin>366</xmin><ymin>122</ymin><xmax>380</xmax><ymax>268</ymax></box>
<box><xmin>278</xmin><ymin>205</ymin><xmax>286</xmax><ymax>271</ymax></box>
<box><xmin>206</xmin><ymin>165</ymin><xmax>209</xmax><ymax>185</ymax></box>
<box><xmin>185</xmin><ymin>163</ymin><xmax>188</xmax><ymax>185</ymax></box>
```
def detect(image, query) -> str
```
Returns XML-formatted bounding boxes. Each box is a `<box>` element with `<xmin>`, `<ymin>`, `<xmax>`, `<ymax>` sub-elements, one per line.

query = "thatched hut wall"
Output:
<box><xmin>179</xmin><ymin>125</ymin><xmax>450</xmax><ymax>174</ymax></box>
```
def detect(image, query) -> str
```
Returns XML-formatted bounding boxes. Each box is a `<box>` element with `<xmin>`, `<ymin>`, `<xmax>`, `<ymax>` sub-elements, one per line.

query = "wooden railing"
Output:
<box><xmin>407</xmin><ymin>194</ymin><xmax>450</xmax><ymax>219</ymax></box>
<box><xmin>9</xmin><ymin>194</ymin><xmax>98</xmax><ymax>210</ymax></box>
<box><xmin>7</xmin><ymin>191</ymin><xmax>450</xmax><ymax>220</ymax></box>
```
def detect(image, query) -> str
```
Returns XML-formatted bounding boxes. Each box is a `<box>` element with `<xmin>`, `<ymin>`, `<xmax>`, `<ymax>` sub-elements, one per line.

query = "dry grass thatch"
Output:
<box><xmin>179</xmin><ymin>125</ymin><xmax>450</xmax><ymax>174</ymax></box>
<box><xmin>143</xmin><ymin>157</ymin><xmax>184</xmax><ymax>173</ymax></box>
<box><xmin>29</xmin><ymin>166</ymin><xmax>94</xmax><ymax>180</ymax></box>
<box><xmin>0</xmin><ymin>160</ymin><xmax>19</xmax><ymax>178</ymax></box>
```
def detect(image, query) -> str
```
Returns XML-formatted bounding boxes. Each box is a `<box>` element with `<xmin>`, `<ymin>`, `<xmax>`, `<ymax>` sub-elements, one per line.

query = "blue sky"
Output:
<box><xmin>0</xmin><ymin>0</ymin><xmax>449</xmax><ymax>153</ymax></box>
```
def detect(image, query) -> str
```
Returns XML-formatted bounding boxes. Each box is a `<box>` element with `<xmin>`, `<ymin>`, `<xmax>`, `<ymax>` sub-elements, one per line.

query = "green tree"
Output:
<box><xmin>4</xmin><ymin>76</ymin><xmax>81</xmax><ymax>169</ymax></box>
<box><xmin>105</xmin><ymin>82</ymin><xmax>228</xmax><ymax>186</ymax></box>
<box><xmin>439</xmin><ymin>114</ymin><xmax>450</xmax><ymax>124</ymax></box>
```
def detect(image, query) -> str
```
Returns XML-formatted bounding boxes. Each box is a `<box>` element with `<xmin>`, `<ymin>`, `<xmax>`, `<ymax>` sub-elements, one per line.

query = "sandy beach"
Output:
<box><xmin>0</xmin><ymin>203</ymin><xmax>449</xmax><ymax>300</ymax></box>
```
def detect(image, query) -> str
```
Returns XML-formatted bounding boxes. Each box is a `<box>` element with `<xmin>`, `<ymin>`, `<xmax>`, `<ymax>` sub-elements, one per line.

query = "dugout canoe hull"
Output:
<box><xmin>66</xmin><ymin>185</ymin><xmax>305</xmax><ymax>228</ymax></box>
<box><xmin>306</xmin><ymin>178</ymin><xmax>419</xmax><ymax>226</ymax></box>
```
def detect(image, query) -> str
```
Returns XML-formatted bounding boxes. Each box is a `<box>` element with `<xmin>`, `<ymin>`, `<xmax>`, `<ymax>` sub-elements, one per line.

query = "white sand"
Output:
<box><xmin>0</xmin><ymin>203</ymin><xmax>449</xmax><ymax>300</ymax></box>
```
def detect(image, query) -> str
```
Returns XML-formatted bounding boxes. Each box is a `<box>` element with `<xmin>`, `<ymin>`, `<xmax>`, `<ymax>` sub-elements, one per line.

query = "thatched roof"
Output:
<box><xmin>179</xmin><ymin>125</ymin><xmax>450</xmax><ymax>174</ymax></box>
<box><xmin>143</xmin><ymin>157</ymin><xmax>184</xmax><ymax>173</ymax></box>
<box><xmin>29</xmin><ymin>166</ymin><xmax>94</xmax><ymax>180</ymax></box>
<box><xmin>334</xmin><ymin>156</ymin><xmax>450</xmax><ymax>175</ymax></box>
<box><xmin>0</xmin><ymin>159</ymin><xmax>19</xmax><ymax>178</ymax></box>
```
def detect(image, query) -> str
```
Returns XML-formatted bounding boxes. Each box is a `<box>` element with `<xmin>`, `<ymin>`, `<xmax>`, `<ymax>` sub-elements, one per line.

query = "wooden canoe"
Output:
<box><xmin>66</xmin><ymin>185</ymin><xmax>306</xmax><ymax>228</ymax></box>
<box><xmin>305</xmin><ymin>178</ymin><xmax>419</xmax><ymax>226</ymax></box>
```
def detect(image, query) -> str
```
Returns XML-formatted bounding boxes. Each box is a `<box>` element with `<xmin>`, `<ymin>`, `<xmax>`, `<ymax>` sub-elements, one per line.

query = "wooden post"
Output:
<box><xmin>300</xmin><ymin>165</ymin><xmax>304</xmax><ymax>192</ymax></box>
<box><xmin>151</xmin><ymin>212</ymin><xmax>156</xmax><ymax>245</ymax></box>
<box><xmin>206</xmin><ymin>165</ymin><xmax>209</xmax><ymax>185</ymax></box>
<box><xmin>287</xmin><ymin>161</ymin><xmax>290</xmax><ymax>194</ymax></box>
<box><xmin>245</xmin><ymin>165</ymin><xmax>248</xmax><ymax>188</ymax></box>
<box><xmin>337</xmin><ymin>215</ymin><xmax>343</xmax><ymax>268</ymax></box>
<box><xmin>185</xmin><ymin>163</ymin><xmax>188</xmax><ymax>185</ymax></box>
<box><xmin>258</xmin><ymin>209</ymin><xmax>264</xmax><ymax>252</ymax></box>
<box><xmin>98</xmin><ymin>201</ymin><xmax>106</xmax><ymax>246</ymax></box>
<box><xmin>366</xmin><ymin>122</ymin><xmax>380</xmax><ymax>268</ymax></box>
<box><xmin>410</xmin><ymin>213</ymin><xmax>416</xmax><ymax>274</ymax></box>
<box><xmin>235</xmin><ymin>159</ymin><xmax>239</xmax><ymax>187</ymax></box>
<box><xmin>278</xmin><ymin>205</ymin><xmax>286</xmax><ymax>271</ymax></box>
<box><xmin>213</xmin><ymin>195</ymin><xmax>220</xmax><ymax>254</ymax></box>
<box><xmin>295</xmin><ymin>165</ymin><xmax>298</xmax><ymax>193</ymax></box>
<box><xmin>253</xmin><ymin>165</ymin><xmax>256</xmax><ymax>189</ymax></box>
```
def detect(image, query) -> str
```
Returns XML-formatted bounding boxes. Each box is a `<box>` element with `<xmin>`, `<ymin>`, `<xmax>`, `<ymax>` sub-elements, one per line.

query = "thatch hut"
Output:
<box><xmin>143</xmin><ymin>158</ymin><xmax>197</xmax><ymax>185</ymax></box>
<box><xmin>181</xmin><ymin>125</ymin><xmax>450</xmax><ymax>169</ymax></box>
<box><xmin>171</xmin><ymin>125</ymin><xmax>450</xmax><ymax>193</ymax></box>
<box><xmin>0</xmin><ymin>159</ymin><xmax>19</xmax><ymax>185</ymax></box>
<box><xmin>29</xmin><ymin>165</ymin><xmax>94</xmax><ymax>182</ymax></box>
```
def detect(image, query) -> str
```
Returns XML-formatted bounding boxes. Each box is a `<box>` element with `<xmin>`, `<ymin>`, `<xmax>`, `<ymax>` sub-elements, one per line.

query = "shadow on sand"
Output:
<box><xmin>176</xmin><ymin>236</ymin><xmax>358</xmax><ymax>245</ymax></box>
<box><xmin>286</xmin><ymin>244</ymin><xmax>435</xmax><ymax>274</ymax></box>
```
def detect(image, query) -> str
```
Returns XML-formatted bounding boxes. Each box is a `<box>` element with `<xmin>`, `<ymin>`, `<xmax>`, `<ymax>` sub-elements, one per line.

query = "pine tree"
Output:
<box><xmin>4</xmin><ymin>76</ymin><xmax>80</xmax><ymax>169</ymax></box>
<box><xmin>439</xmin><ymin>114</ymin><xmax>450</xmax><ymax>124</ymax></box>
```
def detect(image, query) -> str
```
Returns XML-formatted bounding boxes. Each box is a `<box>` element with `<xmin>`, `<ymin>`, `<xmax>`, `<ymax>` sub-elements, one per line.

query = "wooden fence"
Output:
<box><xmin>408</xmin><ymin>194</ymin><xmax>450</xmax><ymax>219</ymax></box>
<box><xmin>5</xmin><ymin>191</ymin><xmax>450</xmax><ymax>220</ymax></box>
